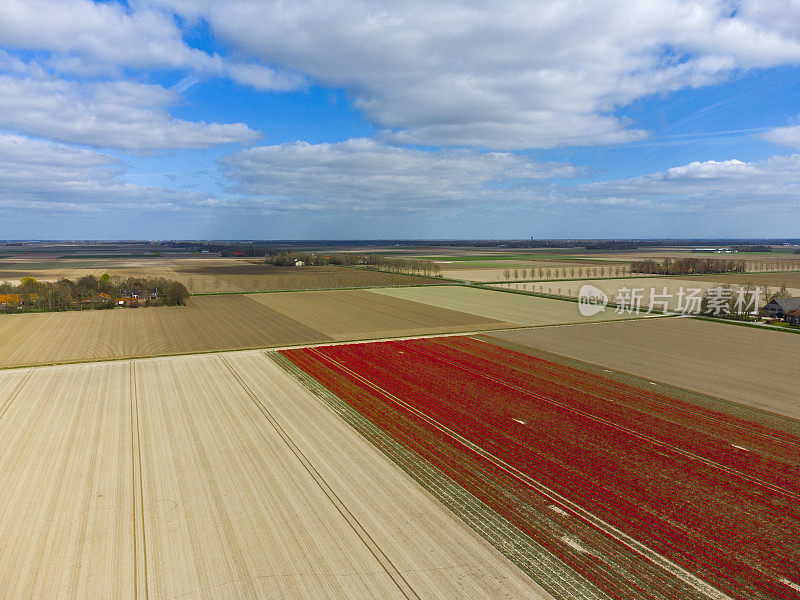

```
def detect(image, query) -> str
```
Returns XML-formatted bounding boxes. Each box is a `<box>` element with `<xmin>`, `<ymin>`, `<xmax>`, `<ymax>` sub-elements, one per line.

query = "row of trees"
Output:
<box><xmin>0</xmin><ymin>274</ymin><xmax>189</xmax><ymax>313</ymax></box>
<box><xmin>630</xmin><ymin>258</ymin><xmax>747</xmax><ymax>275</ymax></box>
<box><xmin>501</xmin><ymin>265</ymin><xmax>631</xmax><ymax>281</ymax></box>
<box><xmin>264</xmin><ymin>252</ymin><xmax>443</xmax><ymax>277</ymax></box>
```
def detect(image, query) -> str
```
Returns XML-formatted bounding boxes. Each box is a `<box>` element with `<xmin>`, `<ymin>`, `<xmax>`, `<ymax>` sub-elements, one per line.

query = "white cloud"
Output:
<box><xmin>149</xmin><ymin>0</ymin><xmax>800</xmax><ymax>149</ymax></box>
<box><xmin>569</xmin><ymin>155</ymin><xmax>800</xmax><ymax>212</ymax></box>
<box><xmin>0</xmin><ymin>0</ymin><xmax>304</xmax><ymax>90</ymax></box>
<box><xmin>760</xmin><ymin>123</ymin><xmax>800</xmax><ymax>150</ymax></box>
<box><xmin>223</xmin><ymin>139</ymin><xmax>800</xmax><ymax>221</ymax></box>
<box><xmin>221</xmin><ymin>138</ymin><xmax>576</xmax><ymax>212</ymax></box>
<box><xmin>0</xmin><ymin>133</ymin><xmax>206</xmax><ymax>211</ymax></box>
<box><xmin>0</xmin><ymin>74</ymin><xmax>260</xmax><ymax>151</ymax></box>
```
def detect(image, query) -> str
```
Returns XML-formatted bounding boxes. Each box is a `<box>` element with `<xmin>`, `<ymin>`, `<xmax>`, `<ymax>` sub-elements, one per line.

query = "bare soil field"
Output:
<box><xmin>0</xmin><ymin>295</ymin><xmax>326</xmax><ymax>367</ymax></box>
<box><xmin>488</xmin><ymin>317</ymin><xmax>800</xmax><ymax>418</ymax></box>
<box><xmin>246</xmin><ymin>289</ymin><xmax>509</xmax><ymax>339</ymax></box>
<box><xmin>0</xmin><ymin>352</ymin><xmax>549</xmax><ymax>599</ymax></box>
<box><xmin>372</xmin><ymin>285</ymin><xmax>651</xmax><ymax>326</ymax></box>
<box><xmin>0</xmin><ymin>290</ymin><xmax>509</xmax><ymax>368</ymax></box>
<box><xmin>573</xmin><ymin>250</ymin><xmax>800</xmax><ymax>271</ymax></box>
<box><xmin>174</xmin><ymin>263</ymin><xmax>444</xmax><ymax>293</ymax></box>
<box><xmin>0</xmin><ymin>256</ymin><xmax>442</xmax><ymax>293</ymax></box>
<box><xmin>684</xmin><ymin>271</ymin><xmax>800</xmax><ymax>289</ymax></box>
<box><xmin>495</xmin><ymin>278</ymin><xmax>800</xmax><ymax>311</ymax></box>
<box><xmin>0</xmin><ymin>362</ymin><xmax>134</xmax><ymax>599</ymax></box>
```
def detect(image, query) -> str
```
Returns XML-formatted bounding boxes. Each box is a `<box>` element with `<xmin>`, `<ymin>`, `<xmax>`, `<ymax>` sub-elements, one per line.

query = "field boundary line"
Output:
<box><xmin>308</xmin><ymin>347</ymin><xmax>734</xmax><ymax>600</ymax></box>
<box><xmin>411</xmin><ymin>344</ymin><xmax>800</xmax><ymax>501</ymax></box>
<box><xmin>129</xmin><ymin>361</ymin><xmax>149</xmax><ymax>600</ymax></box>
<box><xmin>0</xmin><ymin>367</ymin><xmax>35</xmax><ymax>422</ymax></box>
<box><xmin>217</xmin><ymin>354</ymin><xmax>422</xmax><ymax>600</ymax></box>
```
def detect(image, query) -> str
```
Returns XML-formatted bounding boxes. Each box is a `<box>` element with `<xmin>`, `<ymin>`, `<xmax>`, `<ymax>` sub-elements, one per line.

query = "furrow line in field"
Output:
<box><xmin>217</xmin><ymin>354</ymin><xmax>422</xmax><ymax>600</ymax></box>
<box><xmin>0</xmin><ymin>368</ymin><xmax>34</xmax><ymax>422</ymax></box>
<box><xmin>129</xmin><ymin>361</ymin><xmax>148</xmax><ymax>600</ymax></box>
<box><xmin>306</xmin><ymin>347</ymin><xmax>734</xmax><ymax>600</ymax></box>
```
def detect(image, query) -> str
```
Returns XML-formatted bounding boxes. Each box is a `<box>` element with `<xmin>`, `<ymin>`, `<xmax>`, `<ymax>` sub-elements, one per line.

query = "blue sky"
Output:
<box><xmin>1</xmin><ymin>1</ymin><xmax>799</xmax><ymax>239</ymax></box>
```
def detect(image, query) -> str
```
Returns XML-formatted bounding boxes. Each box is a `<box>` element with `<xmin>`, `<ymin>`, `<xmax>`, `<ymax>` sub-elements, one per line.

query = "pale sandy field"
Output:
<box><xmin>372</xmin><ymin>285</ymin><xmax>651</xmax><ymax>326</ymax></box>
<box><xmin>0</xmin><ymin>352</ymin><xmax>550</xmax><ymax>599</ymax></box>
<box><xmin>492</xmin><ymin>278</ymin><xmax>800</xmax><ymax>312</ymax></box>
<box><xmin>489</xmin><ymin>317</ymin><xmax>800</xmax><ymax>418</ymax></box>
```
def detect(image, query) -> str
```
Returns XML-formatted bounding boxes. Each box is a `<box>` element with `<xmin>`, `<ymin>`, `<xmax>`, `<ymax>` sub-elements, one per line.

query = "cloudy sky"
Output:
<box><xmin>1</xmin><ymin>0</ymin><xmax>799</xmax><ymax>239</ymax></box>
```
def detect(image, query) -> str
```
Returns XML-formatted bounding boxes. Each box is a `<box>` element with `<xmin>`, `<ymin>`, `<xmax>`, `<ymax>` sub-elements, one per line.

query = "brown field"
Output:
<box><xmin>684</xmin><ymin>270</ymin><xmax>800</xmax><ymax>289</ymax></box>
<box><xmin>0</xmin><ymin>256</ymin><xmax>443</xmax><ymax>293</ymax></box>
<box><xmin>488</xmin><ymin>317</ymin><xmax>800</xmax><ymax>418</ymax></box>
<box><xmin>173</xmin><ymin>263</ymin><xmax>445</xmax><ymax>293</ymax></box>
<box><xmin>0</xmin><ymin>352</ymin><xmax>548</xmax><ymax>599</ymax></box>
<box><xmin>0</xmin><ymin>290</ymin><xmax>510</xmax><ymax>368</ymax></box>
<box><xmin>573</xmin><ymin>250</ymin><xmax>800</xmax><ymax>270</ymax></box>
<box><xmin>246</xmin><ymin>289</ymin><xmax>508</xmax><ymax>338</ymax></box>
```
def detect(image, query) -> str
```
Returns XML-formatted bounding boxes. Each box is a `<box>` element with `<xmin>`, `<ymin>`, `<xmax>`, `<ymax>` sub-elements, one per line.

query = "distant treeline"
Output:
<box><xmin>0</xmin><ymin>274</ymin><xmax>189</xmax><ymax>313</ymax></box>
<box><xmin>264</xmin><ymin>251</ymin><xmax>442</xmax><ymax>277</ymax></box>
<box><xmin>731</xmin><ymin>245</ymin><xmax>772</xmax><ymax>252</ymax></box>
<box><xmin>164</xmin><ymin>239</ymin><xmax>800</xmax><ymax>252</ymax></box>
<box><xmin>630</xmin><ymin>258</ymin><xmax>747</xmax><ymax>275</ymax></box>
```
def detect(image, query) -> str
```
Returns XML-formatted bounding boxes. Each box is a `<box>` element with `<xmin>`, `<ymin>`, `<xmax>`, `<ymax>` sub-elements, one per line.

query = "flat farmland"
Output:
<box><xmin>684</xmin><ymin>270</ymin><xmax>800</xmax><ymax>289</ymax></box>
<box><xmin>373</xmin><ymin>285</ymin><xmax>651</xmax><ymax>326</ymax></box>
<box><xmin>283</xmin><ymin>337</ymin><xmax>800</xmax><ymax>600</ymax></box>
<box><xmin>489</xmin><ymin>317</ymin><xmax>800</xmax><ymax>418</ymax></box>
<box><xmin>174</xmin><ymin>263</ymin><xmax>445</xmax><ymax>293</ymax></box>
<box><xmin>0</xmin><ymin>289</ymin><xmax>510</xmax><ymax>368</ymax></box>
<box><xmin>0</xmin><ymin>351</ymin><xmax>548</xmax><ymax>599</ymax></box>
<box><xmin>0</xmin><ymin>295</ymin><xmax>327</xmax><ymax>367</ymax></box>
<box><xmin>494</xmin><ymin>277</ymin><xmax>800</xmax><ymax>310</ymax></box>
<box><xmin>0</xmin><ymin>362</ymin><xmax>134</xmax><ymax>599</ymax></box>
<box><xmin>0</xmin><ymin>256</ymin><xmax>444</xmax><ymax>293</ymax></box>
<box><xmin>246</xmin><ymin>289</ymin><xmax>510</xmax><ymax>339</ymax></box>
<box><xmin>439</xmin><ymin>263</ymin><xmax>634</xmax><ymax>282</ymax></box>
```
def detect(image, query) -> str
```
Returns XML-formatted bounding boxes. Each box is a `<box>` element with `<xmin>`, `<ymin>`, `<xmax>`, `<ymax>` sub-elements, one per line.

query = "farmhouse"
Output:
<box><xmin>80</xmin><ymin>292</ymin><xmax>113</xmax><ymax>306</ymax></box>
<box><xmin>760</xmin><ymin>297</ymin><xmax>800</xmax><ymax>319</ymax></box>
<box><xmin>119</xmin><ymin>288</ymin><xmax>158</xmax><ymax>307</ymax></box>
